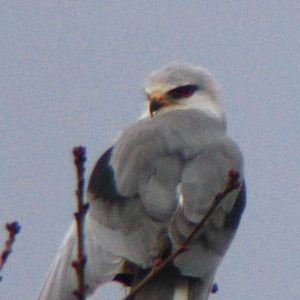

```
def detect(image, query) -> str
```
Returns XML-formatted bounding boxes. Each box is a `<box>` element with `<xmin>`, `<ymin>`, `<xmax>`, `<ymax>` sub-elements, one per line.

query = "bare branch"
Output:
<box><xmin>72</xmin><ymin>146</ymin><xmax>89</xmax><ymax>300</ymax></box>
<box><xmin>123</xmin><ymin>169</ymin><xmax>241</xmax><ymax>300</ymax></box>
<box><xmin>0</xmin><ymin>221</ymin><xmax>21</xmax><ymax>282</ymax></box>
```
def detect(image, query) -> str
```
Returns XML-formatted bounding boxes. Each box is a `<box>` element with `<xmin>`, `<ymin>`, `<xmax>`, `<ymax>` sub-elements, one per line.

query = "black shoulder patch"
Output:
<box><xmin>224</xmin><ymin>181</ymin><xmax>246</xmax><ymax>230</ymax></box>
<box><xmin>88</xmin><ymin>147</ymin><xmax>126</xmax><ymax>202</ymax></box>
<box><xmin>114</xmin><ymin>273</ymin><xmax>134</xmax><ymax>287</ymax></box>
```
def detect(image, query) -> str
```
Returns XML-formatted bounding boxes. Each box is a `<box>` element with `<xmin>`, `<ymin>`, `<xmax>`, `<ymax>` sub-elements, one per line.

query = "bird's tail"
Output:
<box><xmin>36</xmin><ymin>219</ymin><xmax>123</xmax><ymax>300</ymax></box>
<box><xmin>130</xmin><ymin>265</ymin><xmax>214</xmax><ymax>300</ymax></box>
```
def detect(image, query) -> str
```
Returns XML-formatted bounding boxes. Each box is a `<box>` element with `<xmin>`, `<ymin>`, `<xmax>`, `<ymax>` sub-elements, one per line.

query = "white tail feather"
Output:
<box><xmin>36</xmin><ymin>218</ymin><xmax>123</xmax><ymax>300</ymax></box>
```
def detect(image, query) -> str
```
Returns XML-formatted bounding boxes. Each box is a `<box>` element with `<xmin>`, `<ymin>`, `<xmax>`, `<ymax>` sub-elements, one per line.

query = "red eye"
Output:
<box><xmin>168</xmin><ymin>84</ymin><xmax>198</xmax><ymax>99</ymax></box>
<box><xmin>180</xmin><ymin>89</ymin><xmax>193</xmax><ymax>98</ymax></box>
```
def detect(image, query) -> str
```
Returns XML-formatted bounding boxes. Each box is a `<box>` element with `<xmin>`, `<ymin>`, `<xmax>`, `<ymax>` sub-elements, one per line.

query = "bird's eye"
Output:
<box><xmin>168</xmin><ymin>85</ymin><xmax>198</xmax><ymax>99</ymax></box>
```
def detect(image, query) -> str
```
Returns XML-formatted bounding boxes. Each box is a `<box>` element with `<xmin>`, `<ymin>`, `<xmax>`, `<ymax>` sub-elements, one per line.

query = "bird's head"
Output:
<box><xmin>143</xmin><ymin>62</ymin><xmax>224</xmax><ymax>120</ymax></box>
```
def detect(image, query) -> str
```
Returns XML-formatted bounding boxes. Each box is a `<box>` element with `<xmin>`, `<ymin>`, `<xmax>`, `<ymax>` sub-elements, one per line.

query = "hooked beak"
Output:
<box><xmin>148</xmin><ymin>92</ymin><xmax>169</xmax><ymax>117</ymax></box>
<box><xmin>149</xmin><ymin>100</ymin><xmax>164</xmax><ymax>117</ymax></box>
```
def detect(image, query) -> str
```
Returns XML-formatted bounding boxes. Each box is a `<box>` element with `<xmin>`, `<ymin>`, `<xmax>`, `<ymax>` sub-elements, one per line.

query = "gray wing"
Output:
<box><xmin>99</xmin><ymin>110</ymin><xmax>246</xmax><ymax>299</ymax></box>
<box><xmin>87</xmin><ymin>142</ymin><xmax>179</xmax><ymax>268</ymax></box>
<box><xmin>85</xmin><ymin>112</ymin><xmax>191</xmax><ymax>271</ymax></box>
<box><xmin>169</xmin><ymin>132</ymin><xmax>245</xmax><ymax>279</ymax></box>
<box><xmin>89</xmin><ymin>109</ymin><xmax>245</xmax><ymax>274</ymax></box>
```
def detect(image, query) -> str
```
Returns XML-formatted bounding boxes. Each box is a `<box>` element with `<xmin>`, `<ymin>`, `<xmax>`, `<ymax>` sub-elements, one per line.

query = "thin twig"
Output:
<box><xmin>0</xmin><ymin>221</ymin><xmax>21</xmax><ymax>282</ymax></box>
<box><xmin>123</xmin><ymin>169</ymin><xmax>241</xmax><ymax>300</ymax></box>
<box><xmin>72</xmin><ymin>146</ymin><xmax>89</xmax><ymax>300</ymax></box>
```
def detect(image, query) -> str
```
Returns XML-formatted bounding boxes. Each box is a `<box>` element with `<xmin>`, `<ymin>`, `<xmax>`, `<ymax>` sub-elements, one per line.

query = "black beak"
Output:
<box><xmin>150</xmin><ymin>101</ymin><xmax>164</xmax><ymax>117</ymax></box>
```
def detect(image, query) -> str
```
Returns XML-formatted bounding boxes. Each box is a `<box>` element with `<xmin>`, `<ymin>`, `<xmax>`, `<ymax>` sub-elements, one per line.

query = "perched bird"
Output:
<box><xmin>37</xmin><ymin>62</ymin><xmax>246</xmax><ymax>300</ymax></box>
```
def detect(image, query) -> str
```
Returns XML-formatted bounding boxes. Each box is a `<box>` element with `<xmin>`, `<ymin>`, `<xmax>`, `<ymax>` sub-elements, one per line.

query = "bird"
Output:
<box><xmin>36</xmin><ymin>62</ymin><xmax>246</xmax><ymax>300</ymax></box>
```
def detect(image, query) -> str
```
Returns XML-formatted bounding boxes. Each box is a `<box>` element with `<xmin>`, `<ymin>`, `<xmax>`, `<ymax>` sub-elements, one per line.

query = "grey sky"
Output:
<box><xmin>1</xmin><ymin>2</ymin><xmax>300</xmax><ymax>299</ymax></box>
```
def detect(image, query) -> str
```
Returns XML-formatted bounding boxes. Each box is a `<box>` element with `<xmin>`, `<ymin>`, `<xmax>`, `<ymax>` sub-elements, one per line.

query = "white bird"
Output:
<box><xmin>37</xmin><ymin>62</ymin><xmax>246</xmax><ymax>300</ymax></box>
